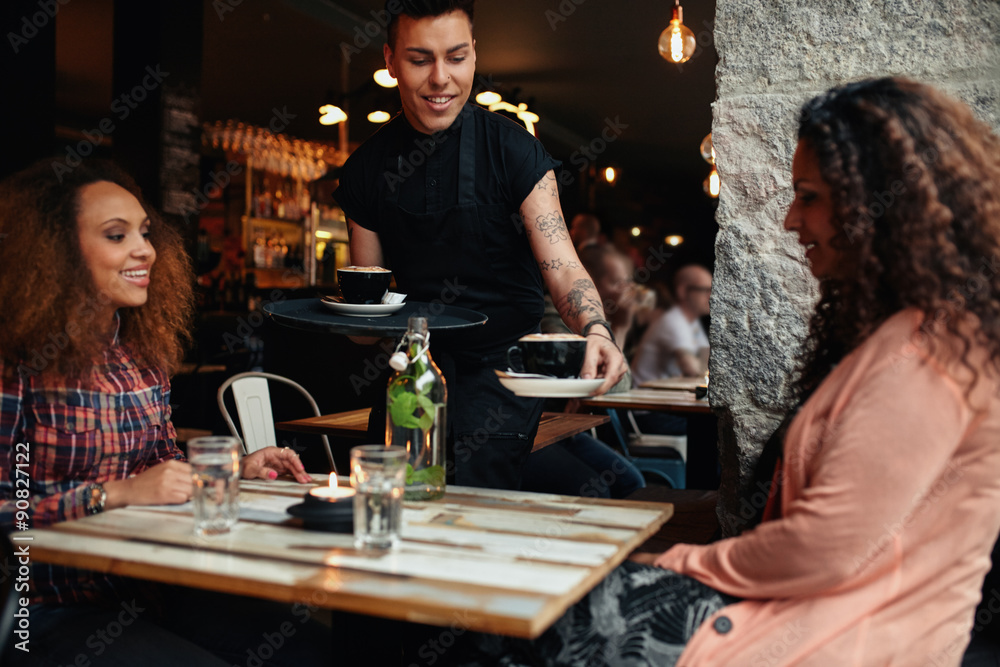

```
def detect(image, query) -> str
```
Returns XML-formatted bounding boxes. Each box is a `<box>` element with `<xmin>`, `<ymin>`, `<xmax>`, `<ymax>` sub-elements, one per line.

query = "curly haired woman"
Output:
<box><xmin>453</xmin><ymin>78</ymin><xmax>1000</xmax><ymax>666</ymax></box>
<box><xmin>0</xmin><ymin>159</ymin><xmax>328</xmax><ymax>666</ymax></box>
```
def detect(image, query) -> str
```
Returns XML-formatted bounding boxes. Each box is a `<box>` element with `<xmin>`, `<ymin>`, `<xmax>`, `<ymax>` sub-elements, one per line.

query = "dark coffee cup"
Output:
<box><xmin>337</xmin><ymin>266</ymin><xmax>392</xmax><ymax>304</ymax></box>
<box><xmin>507</xmin><ymin>333</ymin><xmax>587</xmax><ymax>378</ymax></box>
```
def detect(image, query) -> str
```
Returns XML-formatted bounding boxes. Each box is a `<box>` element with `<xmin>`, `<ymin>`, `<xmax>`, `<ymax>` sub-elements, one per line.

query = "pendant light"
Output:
<box><xmin>658</xmin><ymin>0</ymin><xmax>696</xmax><ymax>64</ymax></box>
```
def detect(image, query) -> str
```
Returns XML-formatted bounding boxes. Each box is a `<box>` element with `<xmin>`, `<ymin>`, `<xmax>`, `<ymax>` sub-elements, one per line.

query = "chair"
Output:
<box><xmin>217</xmin><ymin>372</ymin><xmax>336</xmax><ymax>473</ymax></box>
<box><xmin>603</xmin><ymin>408</ymin><xmax>686</xmax><ymax>489</ymax></box>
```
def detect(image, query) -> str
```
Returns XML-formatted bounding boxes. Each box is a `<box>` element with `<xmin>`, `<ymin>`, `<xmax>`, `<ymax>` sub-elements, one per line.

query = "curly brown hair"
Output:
<box><xmin>0</xmin><ymin>158</ymin><xmax>194</xmax><ymax>380</ymax></box>
<box><xmin>792</xmin><ymin>77</ymin><xmax>1000</xmax><ymax>399</ymax></box>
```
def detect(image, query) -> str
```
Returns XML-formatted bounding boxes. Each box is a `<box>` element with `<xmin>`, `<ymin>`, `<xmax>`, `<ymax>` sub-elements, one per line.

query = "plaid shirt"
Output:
<box><xmin>0</xmin><ymin>336</ymin><xmax>183</xmax><ymax>605</ymax></box>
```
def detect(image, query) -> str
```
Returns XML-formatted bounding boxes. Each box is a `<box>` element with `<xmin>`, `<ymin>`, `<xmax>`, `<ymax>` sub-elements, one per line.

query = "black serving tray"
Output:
<box><xmin>263</xmin><ymin>299</ymin><xmax>488</xmax><ymax>338</ymax></box>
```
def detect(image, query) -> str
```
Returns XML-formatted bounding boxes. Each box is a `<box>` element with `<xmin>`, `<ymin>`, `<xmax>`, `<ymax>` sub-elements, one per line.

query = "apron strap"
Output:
<box><xmin>457</xmin><ymin>109</ymin><xmax>475</xmax><ymax>206</ymax></box>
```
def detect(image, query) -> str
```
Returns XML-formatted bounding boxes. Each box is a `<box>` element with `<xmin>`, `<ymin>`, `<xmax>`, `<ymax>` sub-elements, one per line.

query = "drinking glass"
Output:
<box><xmin>188</xmin><ymin>436</ymin><xmax>241</xmax><ymax>536</ymax></box>
<box><xmin>350</xmin><ymin>445</ymin><xmax>407</xmax><ymax>550</ymax></box>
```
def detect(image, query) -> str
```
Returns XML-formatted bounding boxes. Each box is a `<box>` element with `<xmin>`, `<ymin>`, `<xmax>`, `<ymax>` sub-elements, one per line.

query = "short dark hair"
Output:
<box><xmin>385</xmin><ymin>0</ymin><xmax>475</xmax><ymax>49</ymax></box>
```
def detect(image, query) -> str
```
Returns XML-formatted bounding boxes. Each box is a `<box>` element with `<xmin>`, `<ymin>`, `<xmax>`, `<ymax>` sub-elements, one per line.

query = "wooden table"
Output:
<box><xmin>25</xmin><ymin>478</ymin><xmax>672</xmax><ymax>639</ymax></box>
<box><xmin>581</xmin><ymin>389</ymin><xmax>719</xmax><ymax>489</ymax></box>
<box><xmin>276</xmin><ymin>409</ymin><xmax>609</xmax><ymax>453</ymax></box>
<box><xmin>639</xmin><ymin>376</ymin><xmax>707</xmax><ymax>392</ymax></box>
<box><xmin>582</xmin><ymin>388</ymin><xmax>712</xmax><ymax>415</ymax></box>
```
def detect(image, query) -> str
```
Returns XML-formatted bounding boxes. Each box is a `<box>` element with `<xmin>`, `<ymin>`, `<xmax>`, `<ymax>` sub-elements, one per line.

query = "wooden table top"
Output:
<box><xmin>580</xmin><ymin>388</ymin><xmax>713</xmax><ymax>415</ymax></box>
<box><xmin>638</xmin><ymin>377</ymin><xmax>707</xmax><ymax>392</ymax></box>
<box><xmin>25</xmin><ymin>478</ymin><xmax>672</xmax><ymax>639</ymax></box>
<box><xmin>276</xmin><ymin>410</ymin><xmax>610</xmax><ymax>452</ymax></box>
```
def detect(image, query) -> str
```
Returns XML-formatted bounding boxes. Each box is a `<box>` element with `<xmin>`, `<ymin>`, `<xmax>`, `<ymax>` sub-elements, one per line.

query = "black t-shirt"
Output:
<box><xmin>334</xmin><ymin>105</ymin><xmax>561</xmax><ymax>355</ymax></box>
<box><xmin>334</xmin><ymin>104</ymin><xmax>559</xmax><ymax>234</ymax></box>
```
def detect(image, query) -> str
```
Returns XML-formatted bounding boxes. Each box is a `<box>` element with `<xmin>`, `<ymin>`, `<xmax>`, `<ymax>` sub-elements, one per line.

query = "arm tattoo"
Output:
<box><xmin>538</xmin><ymin>257</ymin><xmax>567</xmax><ymax>272</ymax></box>
<box><xmin>561</xmin><ymin>278</ymin><xmax>604</xmax><ymax>321</ymax></box>
<box><xmin>534</xmin><ymin>212</ymin><xmax>569</xmax><ymax>245</ymax></box>
<box><xmin>534</xmin><ymin>172</ymin><xmax>559</xmax><ymax>198</ymax></box>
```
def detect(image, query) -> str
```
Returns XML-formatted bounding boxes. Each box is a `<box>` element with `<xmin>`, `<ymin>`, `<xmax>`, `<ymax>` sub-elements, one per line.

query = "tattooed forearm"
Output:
<box><xmin>538</xmin><ymin>258</ymin><xmax>581</xmax><ymax>272</ymax></box>
<box><xmin>534</xmin><ymin>172</ymin><xmax>559</xmax><ymax>198</ymax></box>
<box><xmin>559</xmin><ymin>278</ymin><xmax>605</xmax><ymax>322</ymax></box>
<box><xmin>534</xmin><ymin>212</ymin><xmax>569</xmax><ymax>245</ymax></box>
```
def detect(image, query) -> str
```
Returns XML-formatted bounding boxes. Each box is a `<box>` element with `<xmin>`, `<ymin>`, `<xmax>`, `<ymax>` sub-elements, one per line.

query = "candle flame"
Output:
<box><xmin>329</xmin><ymin>473</ymin><xmax>338</xmax><ymax>489</ymax></box>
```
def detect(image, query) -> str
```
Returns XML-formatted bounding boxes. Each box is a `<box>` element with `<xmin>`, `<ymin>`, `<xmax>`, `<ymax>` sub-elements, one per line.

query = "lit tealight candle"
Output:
<box><xmin>308</xmin><ymin>473</ymin><xmax>356</xmax><ymax>501</ymax></box>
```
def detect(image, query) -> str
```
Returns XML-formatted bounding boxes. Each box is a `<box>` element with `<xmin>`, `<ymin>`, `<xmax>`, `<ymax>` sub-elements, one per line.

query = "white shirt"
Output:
<box><xmin>631</xmin><ymin>305</ymin><xmax>708</xmax><ymax>384</ymax></box>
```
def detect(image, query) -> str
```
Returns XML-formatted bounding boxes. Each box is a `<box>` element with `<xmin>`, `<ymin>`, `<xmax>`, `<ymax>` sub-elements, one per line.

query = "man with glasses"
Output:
<box><xmin>632</xmin><ymin>264</ymin><xmax>713</xmax><ymax>383</ymax></box>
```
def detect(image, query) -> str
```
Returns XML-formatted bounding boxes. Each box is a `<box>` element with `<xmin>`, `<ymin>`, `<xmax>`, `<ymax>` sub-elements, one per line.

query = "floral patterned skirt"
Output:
<box><xmin>452</xmin><ymin>561</ymin><xmax>738</xmax><ymax>666</ymax></box>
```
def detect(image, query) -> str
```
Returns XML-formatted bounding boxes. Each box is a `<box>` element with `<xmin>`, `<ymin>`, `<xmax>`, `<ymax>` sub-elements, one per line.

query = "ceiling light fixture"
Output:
<box><xmin>318</xmin><ymin>104</ymin><xmax>347</xmax><ymax>126</ymax></box>
<box><xmin>658</xmin><ymin>0</ymin><xmax>696</xmax><ymax>64</ymax></box>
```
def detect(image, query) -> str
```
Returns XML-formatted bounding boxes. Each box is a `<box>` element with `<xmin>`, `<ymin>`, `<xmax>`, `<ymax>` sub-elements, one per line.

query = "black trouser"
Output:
<box><xmin>368</xmin><ymin>349</ymin><xmax>543</xmax><ymax>491</ymax></box>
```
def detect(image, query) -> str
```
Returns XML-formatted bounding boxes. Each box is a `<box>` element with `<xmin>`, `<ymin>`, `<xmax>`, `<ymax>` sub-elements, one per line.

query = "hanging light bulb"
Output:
<box><xmin>703</xmin><ymin>167</ymin><xmax>720</xmax><ymax>198</ymax></box>
<box><xmin>665</xmin><ymin>235</ymin><xmax>684</xmax><ymax>247</ymax></box>
<box><xmin>630</xmin><ymin>226</ymin><xmax>642</xmax><ymax>237</ymax></box>
<box><xmin>476</xmin><ymin>91</ymin><xmax>502</xmax><ymax>105</ymax></box>
<box><xmin>318</xmin><ymin>104</ymin><xmax>347</xmax><ymax>126</ymax></box>
<box><xmin>699</xmin><ymin>133</ymin><xmax>715</xmax><ymax>164</ymax></box>
<box><xmin>373</xmin><ymin>69</ymin><xmax>397</xmax><ymax>88</ymax></box>
<box><xmin>658</xmin><ymin>0</ymin><xmax>696</xmax><ymax>64</ymax></box>
<box><xmin>604</xmin><ymin>167</ymin><xmax>617</xmax><ymax>184</ymax></box>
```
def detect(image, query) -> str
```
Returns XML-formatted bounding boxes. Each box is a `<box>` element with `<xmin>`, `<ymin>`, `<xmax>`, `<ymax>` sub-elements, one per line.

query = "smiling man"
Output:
<box><xmin>334</xmin><ymin>0</ymin><xmax>626</xmax><ymax>491</ymax></box>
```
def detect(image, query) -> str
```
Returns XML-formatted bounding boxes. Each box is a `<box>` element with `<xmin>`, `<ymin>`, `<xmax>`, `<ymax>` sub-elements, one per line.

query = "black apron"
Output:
<box><xmin>366</xmin><ymin>108</ymin><xmax>545</xmax><ymax>490</ymax></box>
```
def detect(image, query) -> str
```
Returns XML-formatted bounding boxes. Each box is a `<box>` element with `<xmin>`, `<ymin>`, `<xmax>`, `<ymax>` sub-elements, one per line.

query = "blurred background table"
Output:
<box><xmin>276</xmin><ymin>409</ymin><xmax>609</xmax><ymax>453</ymax></box>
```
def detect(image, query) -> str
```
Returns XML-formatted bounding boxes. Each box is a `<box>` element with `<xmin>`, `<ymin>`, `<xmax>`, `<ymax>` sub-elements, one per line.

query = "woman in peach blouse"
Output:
<box><xmin>456</xmin><ymin>78</ymin><xmax>1000</xmax><ymax>667</ymax></box>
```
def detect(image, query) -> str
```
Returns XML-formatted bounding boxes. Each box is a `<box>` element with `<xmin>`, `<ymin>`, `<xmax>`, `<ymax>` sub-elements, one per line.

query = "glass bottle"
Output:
<box><xmin>386</xmin><ymin>316</ymin><xmax>447</xmax><ymax>500</ymax></box>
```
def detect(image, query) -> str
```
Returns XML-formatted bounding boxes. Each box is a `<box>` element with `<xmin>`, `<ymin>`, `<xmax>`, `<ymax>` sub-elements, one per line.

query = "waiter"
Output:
<box><xmin>334</xmin><ymin>0</ymin><xmax>626</xmax><ymax>490</ymax></box>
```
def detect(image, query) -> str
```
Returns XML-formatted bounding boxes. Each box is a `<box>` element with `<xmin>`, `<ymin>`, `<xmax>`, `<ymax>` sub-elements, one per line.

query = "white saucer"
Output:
<box><xmin>320</xmin><ymin>300</ymin><xmax>406</xmax><ymax>317</ymax></box>
<box><xmin>494</xmin><ymin>370</ymin><xmax>604</xmax><ymax>398</ymax></box>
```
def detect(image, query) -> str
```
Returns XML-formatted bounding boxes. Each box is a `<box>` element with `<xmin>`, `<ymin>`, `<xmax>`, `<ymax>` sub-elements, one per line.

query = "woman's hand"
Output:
<box><xmin>241</xmin><ymin>446</ymin><xmax>313</xmax><ymax>484</ymax></box>
<box><xmin>104</xmin><ymin>459</ymin><xmax>193</xmax><ymax>509</ymax></box>
<box><xmin>628</xmin><ymin>551</ymin><xmax>662</xmax><ymax>566</ymax></box>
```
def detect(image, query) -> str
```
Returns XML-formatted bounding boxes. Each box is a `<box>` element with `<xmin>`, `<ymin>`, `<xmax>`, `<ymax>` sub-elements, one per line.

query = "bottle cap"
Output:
<box><xmin>388</xmin><ymin>351</ymin><xmax>409</xmax><ymax>371</ymax></box>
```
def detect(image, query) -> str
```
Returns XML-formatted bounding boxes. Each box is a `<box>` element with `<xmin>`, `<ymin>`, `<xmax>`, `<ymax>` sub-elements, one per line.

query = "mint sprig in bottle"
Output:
<box><xmin>386</xmin><ymin>316</ymin><xmax>447</xmax><ymax>500</ymax></box>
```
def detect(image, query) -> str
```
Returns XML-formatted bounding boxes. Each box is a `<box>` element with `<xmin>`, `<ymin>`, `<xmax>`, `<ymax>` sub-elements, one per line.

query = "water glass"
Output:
<box><xmin>350</xmin><ymin>445</ymin><xmax>407</xmax><ymax>550</ymax></box>
<box><xmin>188</xmin><ymin>436</ymin><xmax>241</xmax><ymax>536</ymax></box>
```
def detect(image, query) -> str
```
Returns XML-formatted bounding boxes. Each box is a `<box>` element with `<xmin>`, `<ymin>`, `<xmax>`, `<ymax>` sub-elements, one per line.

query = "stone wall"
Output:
<box><xmin>710</xmin><ymin>0</ymin><xmax>1000</xmax><ymax>534</ymax></box>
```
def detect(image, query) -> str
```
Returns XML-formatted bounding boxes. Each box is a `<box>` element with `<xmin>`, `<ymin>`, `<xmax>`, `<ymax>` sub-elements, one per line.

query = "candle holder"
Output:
<box><xmin>286</xmin><ymin>478</ymin><xmax>355</xmax><ymax>533</ymax></box>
